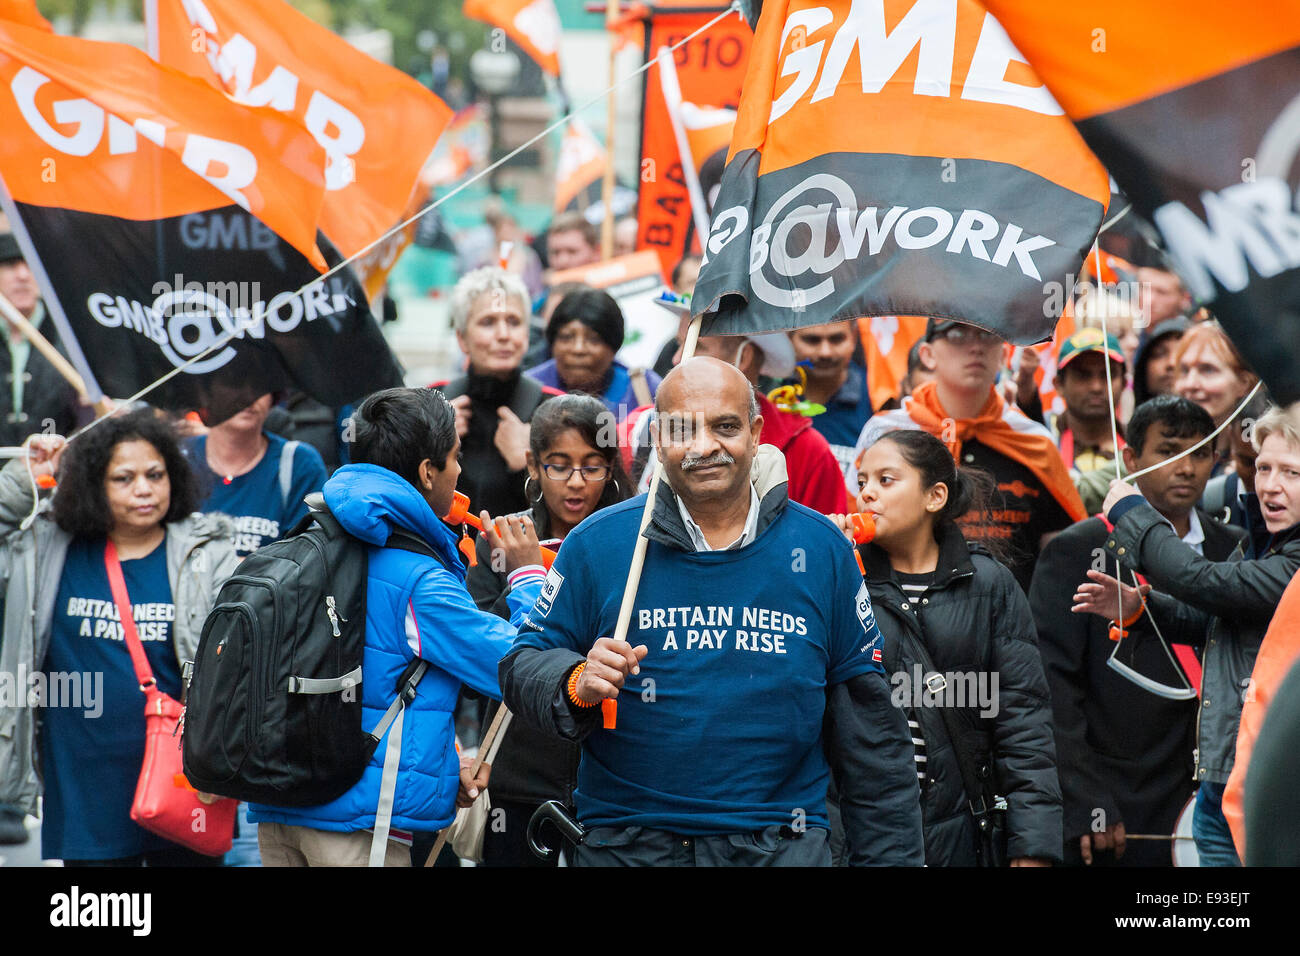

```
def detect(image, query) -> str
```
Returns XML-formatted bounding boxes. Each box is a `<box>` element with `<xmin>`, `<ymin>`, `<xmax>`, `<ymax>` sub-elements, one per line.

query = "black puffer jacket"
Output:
<box><xmin>1105</xmin><ymin>496</ymin><xmax>1300</xmax><ymax>784</ymax></box>
<box><xmin>860</xmin><ymin>522</ymin><xmax>1063</xmax><ymax>865</ymax></box>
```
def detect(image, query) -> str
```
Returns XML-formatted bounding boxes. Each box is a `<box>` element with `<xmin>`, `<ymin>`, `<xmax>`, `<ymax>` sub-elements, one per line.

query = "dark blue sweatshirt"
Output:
<box><xmin>513</xmin><ymin>492</ymin><xmax>885</xmax><ymax>834</ymax></box>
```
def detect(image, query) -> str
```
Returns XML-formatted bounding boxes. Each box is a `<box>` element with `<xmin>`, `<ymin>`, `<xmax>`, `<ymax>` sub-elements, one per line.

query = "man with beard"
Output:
<box><xmin>789</xmin><ymin>320</ymin><xmax>875</xmax><ymax>484</ymax></box>
<box><xmin>499</xmin><ymin>357</ymin><xmax>923</xmax><ymax>866</ymax></box>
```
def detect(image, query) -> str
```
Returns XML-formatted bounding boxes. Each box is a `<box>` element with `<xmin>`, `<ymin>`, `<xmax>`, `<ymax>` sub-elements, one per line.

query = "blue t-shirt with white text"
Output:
<box><xmin>41</xmin><ymin>537</ymin><xmax>181</xmax><ymax>861</ymax></box>
<box><xmin>187</xmin><ymin>431</ymin><xmax>328</xmax><ymax>557</ymax></box>
<box><xmin>513</xmin><ymin>493</ymin><xmax>885</xmax><ymax>835</ymax></box>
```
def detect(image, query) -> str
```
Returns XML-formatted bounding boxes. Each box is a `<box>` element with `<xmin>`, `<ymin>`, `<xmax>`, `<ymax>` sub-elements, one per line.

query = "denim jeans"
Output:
<box><xmin>223</xmin><ymin>803</ymin><xmax>264</xmax><ymax>867</ymax></box>
<box><xmin>1192</xmin><ymin>782</ymin><xmax>1241</xmax><ymax>867</ymax></box>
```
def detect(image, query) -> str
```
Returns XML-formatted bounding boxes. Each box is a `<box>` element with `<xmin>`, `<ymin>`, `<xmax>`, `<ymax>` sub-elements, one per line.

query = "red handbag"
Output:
<box><xmin>105</xmin><ymin>540</ymin><xmax>236</xmax><ymax>858</ymax></box>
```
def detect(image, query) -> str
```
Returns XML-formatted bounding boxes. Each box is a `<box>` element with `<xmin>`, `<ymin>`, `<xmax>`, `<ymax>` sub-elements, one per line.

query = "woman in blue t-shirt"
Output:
<box><xmin>833</xmin><ymin>429</ymin><xmax>1063</xmax><ymax>867</ymax></box>
<box><xmin>186</xmin><ymin>393</ymin><xmax>329</xmax><ymax>558</ymax></box>
<box><xmin>0</xmin><ymin>409</ymin><xmax>238</xmax><ymax>866</ymax></box>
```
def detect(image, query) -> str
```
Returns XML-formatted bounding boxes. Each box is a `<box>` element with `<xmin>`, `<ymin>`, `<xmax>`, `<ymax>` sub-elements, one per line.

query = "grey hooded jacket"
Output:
<box><xmin>0</xmin><ymin>458</ymin><xmax>239</xmax><ymax>814</ymax></box>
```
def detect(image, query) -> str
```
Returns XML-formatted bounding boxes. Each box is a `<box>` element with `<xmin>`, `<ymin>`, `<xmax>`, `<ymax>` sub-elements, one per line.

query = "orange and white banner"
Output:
<box><xmin>554</xmin><ymin>116</ymin><xmax>606</xmax><ymax>213</ymax></box>
<box><xmin>463</xmin><ymin>0</ymin><xmax>562</xmax><ymax>76</ymax></box>
<box><xmin>636</xmin><ymin>4</ymin><xmax>751</xmax><ymax>275</ymax></box>
<box><xmin>692</xmin><ymin>0</ymin><xmax>1110</xmax><ymax>344</ymax></box>
<box><xmin>150</xmin><ymin>0</ymin><xmax>452</xmax><ymax>261</ymax></box>
<box><xmin>855</xmin><ymin>315</ymin><xmax>928</xmax><ymax>409</ymax></box>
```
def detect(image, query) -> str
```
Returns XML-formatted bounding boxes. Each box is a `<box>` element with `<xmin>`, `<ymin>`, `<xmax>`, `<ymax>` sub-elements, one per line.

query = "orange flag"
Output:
<box><xmin>856</xmin><ymin>315</ymin><xmax>928</xmax><ymax>409</ymax></box>
<box><xmin>151</xmin><ymin>0</ymin><xmax>452</xmax><ymax>261</ymax></box>
<box><xmin>463</xmin><ymin>0</ymin><xmax>562</xmax><ymax>76</ymax></box>
<box><xmin>0</xmin><ymin>0</ymin><xmax>50</xmax><ymax>31</ymax></box>
<box><xmin>554</xmin><ymin>116</ymin><xmax>606</xmax><ymax>213</ymax></box>
<box><xmin>0</xmin><ymin>18</ymin><xmax>327</xmax><ymax>268</ymax></box>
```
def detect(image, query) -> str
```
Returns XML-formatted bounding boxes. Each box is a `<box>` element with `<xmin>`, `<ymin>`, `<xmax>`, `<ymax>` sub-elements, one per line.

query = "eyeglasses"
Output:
<box><xmin>541</xmin><ymin>463</ymin><xmax>610</xmax><ymax>482</ymax></box>
<box><xmin>934</xmin><ymin>325</ymin><xmax>1001</xmax><ymax>346</ymax></box>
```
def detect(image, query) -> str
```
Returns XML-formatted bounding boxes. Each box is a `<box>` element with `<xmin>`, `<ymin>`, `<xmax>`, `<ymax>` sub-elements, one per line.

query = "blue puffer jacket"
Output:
<box><xmin>248</xmin><ymin>464</ymin><xmax>543</xmax><ymax>834</ymax></box>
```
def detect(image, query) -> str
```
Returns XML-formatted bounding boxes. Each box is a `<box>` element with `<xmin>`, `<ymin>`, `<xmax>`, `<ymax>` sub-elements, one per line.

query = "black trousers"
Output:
<box><xmin>573</xmin><ymin>825</ymin><xmax>830</xmax><ymax>867</ymax></box>
<box><xmin>481</xmin><ymin>799</ymin><xmax>561</xmax><ymax>868</ymax></box>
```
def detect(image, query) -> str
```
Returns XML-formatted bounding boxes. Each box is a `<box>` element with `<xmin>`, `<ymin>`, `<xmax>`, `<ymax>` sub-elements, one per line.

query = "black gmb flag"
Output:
<box><xmin>11</xmin><ymin>207</ymin><xmax>405</xmax><ymax>424</ymax></box>
<box><xmin>982</xmin><ymin>0</ymin><xmax>1300</xmax><ymax>405</ymax></box>
<box><xmin>691</xmin><ymin>0</ymin><xmax>1111</xmax><ymax>344</ymax></box>
<box><xmin>0</xmin><ymin>20</ymin><xmax>403</xmax><ymax>424</ymax></box>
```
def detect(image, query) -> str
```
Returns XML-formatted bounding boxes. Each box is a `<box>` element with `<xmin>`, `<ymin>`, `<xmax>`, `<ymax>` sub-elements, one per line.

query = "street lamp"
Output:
<box><xmin>470</xmin><ymin>49</ymin><xmax>522</xmax><ymax>195</ymax></box>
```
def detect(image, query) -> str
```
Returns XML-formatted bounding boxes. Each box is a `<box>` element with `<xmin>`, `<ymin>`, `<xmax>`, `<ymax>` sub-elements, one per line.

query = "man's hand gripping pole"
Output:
<box><xmin>603</xmin><ymin>316</ymin><xmax>702</xmax><ymax>729</ymax></box>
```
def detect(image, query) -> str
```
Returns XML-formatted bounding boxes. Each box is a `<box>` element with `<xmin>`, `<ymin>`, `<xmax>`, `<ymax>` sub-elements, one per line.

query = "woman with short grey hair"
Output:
<box><xmin>433</xmin><ymin>266</ymin><xmax>558</xmax><ymax>519</ymax></box>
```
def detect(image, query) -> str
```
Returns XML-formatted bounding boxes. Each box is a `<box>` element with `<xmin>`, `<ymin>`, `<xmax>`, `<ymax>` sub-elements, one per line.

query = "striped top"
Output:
<box><xmin>895</xmin><ymin>569</ymin><xmax>935</xmax><ymax>782</ymax></box>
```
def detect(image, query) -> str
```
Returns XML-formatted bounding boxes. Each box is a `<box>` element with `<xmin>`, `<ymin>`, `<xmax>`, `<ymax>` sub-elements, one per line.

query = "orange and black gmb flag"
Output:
<box><xmin>150</xmin><ymin>0</ymin><xmax>452</xmax><ymax>262</ymax></box>
<box><xmin>983</xmin><ymin>0</ymin><xmax>1300</xmax><ymax>405</ymax></box>
<box><xmin>692</xmin><ymin>0</ymin><xmax>1111</xmax><ymax>344</ymax></box>
<box><xmin>0</xmin><ymin>20</ymin><xmax>403</xmax><ymax>423</ymax></box>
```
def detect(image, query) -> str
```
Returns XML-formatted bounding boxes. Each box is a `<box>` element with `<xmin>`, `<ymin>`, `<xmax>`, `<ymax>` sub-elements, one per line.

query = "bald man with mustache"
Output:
<box><xmin>500</xmin><ymin>357</ymin><xmax>923</xmax><ymax>866</ymax></box>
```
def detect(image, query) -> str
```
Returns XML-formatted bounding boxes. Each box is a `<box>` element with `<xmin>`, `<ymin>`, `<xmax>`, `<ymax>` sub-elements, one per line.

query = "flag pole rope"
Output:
<box><xmin>60</xmin><ymin>1</ymin><xmax>745</xmax><ymax>442</ymax></box>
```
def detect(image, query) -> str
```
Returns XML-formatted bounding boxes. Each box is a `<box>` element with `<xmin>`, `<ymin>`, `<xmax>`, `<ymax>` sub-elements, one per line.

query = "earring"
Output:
<box><xmin>611</xmin><ymin>479</ymin><xmax>621</xmax><ymax>497</ymax></box>
<box><xmin>524</xmin><ymin>475</ymin><xmax>544</xmax><ymax>503</ymax></box>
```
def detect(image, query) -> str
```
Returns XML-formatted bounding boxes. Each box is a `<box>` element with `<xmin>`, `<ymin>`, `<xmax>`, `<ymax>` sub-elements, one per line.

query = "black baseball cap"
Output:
<box><xmin>924</xmin><ymin>317</ymin><xmax>965</xmax><ymax>341</ymax></box>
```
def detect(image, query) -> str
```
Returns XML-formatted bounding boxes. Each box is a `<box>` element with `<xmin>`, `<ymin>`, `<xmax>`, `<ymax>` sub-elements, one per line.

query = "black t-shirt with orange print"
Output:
<box><xmin>954</xmin><ymin>437</ymin><xmax>1075</xmax><ymax>592</ymax></box>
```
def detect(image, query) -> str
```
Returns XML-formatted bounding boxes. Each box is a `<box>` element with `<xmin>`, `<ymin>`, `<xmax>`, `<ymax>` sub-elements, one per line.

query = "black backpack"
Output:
<box><xmin>182</xmin><ymin>494</ymin><xmax>446</xmax><ymax>808</ymax></box>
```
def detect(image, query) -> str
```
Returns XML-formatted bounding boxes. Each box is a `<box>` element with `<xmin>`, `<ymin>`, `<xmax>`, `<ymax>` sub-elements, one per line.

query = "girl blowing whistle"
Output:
<box><xmin>831</xmin><ymin>430</ymin><xmax>1063</xmax><ymax>867</ymax></box>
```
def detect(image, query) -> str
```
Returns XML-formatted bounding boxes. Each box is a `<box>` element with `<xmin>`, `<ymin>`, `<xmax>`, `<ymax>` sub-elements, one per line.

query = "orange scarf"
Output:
<box><xmin>906</xmin><ymin>381</ymin><xmax>1087</xmax><ymax>522</ymax></box>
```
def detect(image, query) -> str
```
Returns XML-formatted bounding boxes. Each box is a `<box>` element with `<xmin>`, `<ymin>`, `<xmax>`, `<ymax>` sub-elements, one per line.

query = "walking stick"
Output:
<box><xmin>423</xmin><ymin>704</ymin><xmax>514</xmax><ymax>866</ymax></box>
<box><xmin>0</xmin><ymin>291</ymin><xmax>114</xmax><ymax>417</ymax></box>
<box><xmin>0</xmin><ymin>290</ymin><xmax>86</xmax><ymax>397</ymax></box>
<box><xmin>601</xmin><ymin>314</ymin><xmax>702</xmax><ymax>729</ymax></box>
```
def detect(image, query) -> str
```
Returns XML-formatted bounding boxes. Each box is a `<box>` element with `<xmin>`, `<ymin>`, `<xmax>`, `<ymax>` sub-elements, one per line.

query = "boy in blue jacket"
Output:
<box><xmin>251</xmin><ymin>387</ymin><xmax>546</xmax><ymax>866</ymax></box>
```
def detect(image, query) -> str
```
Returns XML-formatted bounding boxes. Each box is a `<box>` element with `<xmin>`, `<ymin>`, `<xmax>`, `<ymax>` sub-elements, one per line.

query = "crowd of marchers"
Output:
<box><xmin>0</xmin><ymin>216</ymin><xmax>1297</xmax><ymax>868</ymax></box>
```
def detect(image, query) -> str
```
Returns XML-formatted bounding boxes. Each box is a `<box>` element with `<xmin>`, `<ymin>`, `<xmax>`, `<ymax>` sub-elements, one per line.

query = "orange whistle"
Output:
<box><xmin>443</xmin><ymin>490</ymin><xmax>482</xmax><ymax>530</ymax></box>
<box><xmin>444</xmin><ymin>490</ymin><xmax>558</xmax><ymax>568</ymax></box>
<box><xmin>459</xmin><ymin>530</ymin><xmax>477</xmax><ymax>567</ymax></box>
<box><xmin>173</xmin><ymin>773</ymin><xmax>198</xmax><ymax>792</ymax></box>
<box><xmin>601</xmin><ymin>698</ymin><xmax>617</xmax><ymax>729</ymax></box>
<box><xmin>848</xmin><ymin>511</ymin><xmax>876</xmax><ymax>544</ymax></box>
<box><xmin>36</xmin><ymin>474</ymin><xmax>56</xmax><ymax>490</ymax></box>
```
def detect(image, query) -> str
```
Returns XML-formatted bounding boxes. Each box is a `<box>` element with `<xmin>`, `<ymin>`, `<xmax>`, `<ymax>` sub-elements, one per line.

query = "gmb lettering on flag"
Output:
<box><xmin>981</xmin><ymin>0</ymin><xmax>1300</xmax><ymax>405</ymax></box>
<box><xmin>0</xmin><ymin>18</ymin><xmax>327</xmax><ymax>267</ymax></box>
<box><xmin>692</xmin><ymin>0</ymin><xmax>1110</xmax><ymax>345</ymax></box>
<box><xmin>150</xmin><ymin>0</ymin><xmax>452</xmax><ymax>262</ymax></box>
<box><xmin>0</xmin><ymin>19</ymin><xmax>404</xmax><ymax>423</ymax></box>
